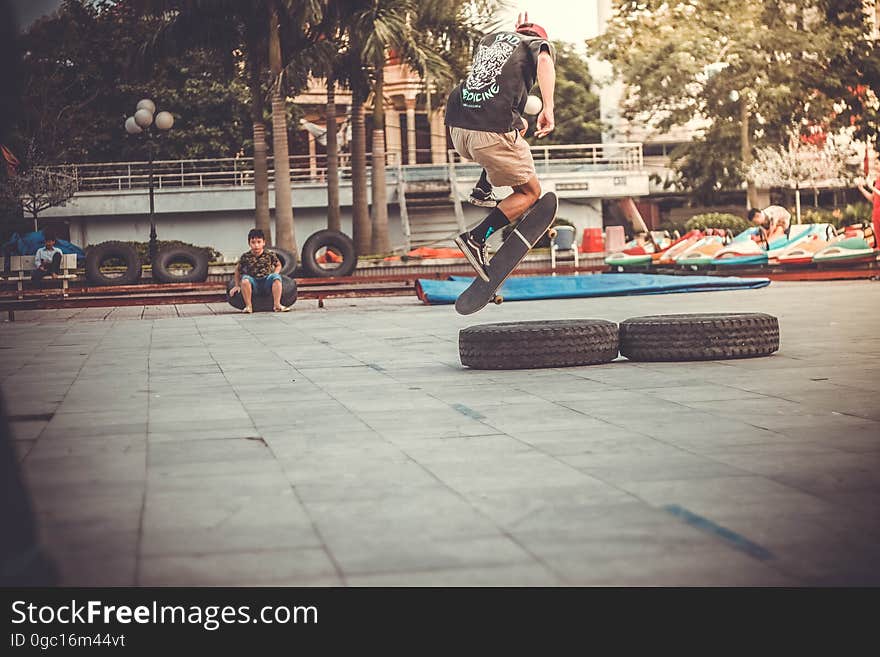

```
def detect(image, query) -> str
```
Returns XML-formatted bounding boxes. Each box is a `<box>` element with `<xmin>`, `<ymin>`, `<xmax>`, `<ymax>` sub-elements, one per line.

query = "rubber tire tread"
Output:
<box><xmin>151</xmin><ymin>245</ymin><xmax>209</xmax><ymax>283</ymax></box>
<box><xmin>300</xmin><ymin>229</ymin><xmax>357</xmax><ymax>278</ymax></box>
<box><xmin>84</xmin><ymin>241</ymin><xmax>141</xmax><ymax>286</ymax></box>
<box><xmin>266</xmin><ymin>245</ymin><xmax>297</xmax><ymax>276</ymax></box>
<box><xmin>460</xmin><ymin>319</ymin><xmax>619</xmax><ymax>370</ymax></box>
<box><xmin>226</xmin><ymin>275</ymin><xmax>298</xmax><ymax>312</ymax></box>
<box><xmin>619</xmin><ymin>313</ymin><xmax>779</xmax><ymax>361</ymax></box>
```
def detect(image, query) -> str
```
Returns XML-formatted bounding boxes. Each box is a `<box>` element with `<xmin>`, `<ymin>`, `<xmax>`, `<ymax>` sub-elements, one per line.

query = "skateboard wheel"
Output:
<box><xmin>493</xmin><ymin>295</ymin><xmax>503</xmax><ymax>305</ymax></box>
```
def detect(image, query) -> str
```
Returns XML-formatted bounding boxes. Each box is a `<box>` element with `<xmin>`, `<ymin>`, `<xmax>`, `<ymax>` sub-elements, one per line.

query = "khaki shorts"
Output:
<box><xmin>449</xmin><ymin>126</ymin><xmax>536</xmax><ymax>188</ymax></box>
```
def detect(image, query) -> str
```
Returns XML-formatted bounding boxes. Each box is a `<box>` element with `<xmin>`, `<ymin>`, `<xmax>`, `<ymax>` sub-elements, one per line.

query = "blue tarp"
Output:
<box><xmin>416</xmin><ymin>273</ymin><xmax>771</xmax><ymax>305</ymax></box>
<box><xmin>2</xmin><ymin>230</ymin><xmax>85</xmax><ymax>264</ymax></box>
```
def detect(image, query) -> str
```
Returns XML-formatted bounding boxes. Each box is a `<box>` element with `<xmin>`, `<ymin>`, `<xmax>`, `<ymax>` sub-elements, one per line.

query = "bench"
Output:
<box><xmin>1</xmin><ymin>254</ymin><xmax>79</xmax><ymax>299</ymax></box>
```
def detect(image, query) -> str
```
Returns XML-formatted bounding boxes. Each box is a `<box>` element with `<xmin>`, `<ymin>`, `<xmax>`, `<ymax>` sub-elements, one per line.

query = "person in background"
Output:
<box><xmin>32</xmin><ymin>231</ymin><xmax>64</xmax><ymax>282</ymax></box>
<box><xmin>748</xmin><ymin>205</ymin><xmax>791</xmax><ymax>244</ymax></box>
<box><xmin>856</xmin><ymin>172</ymin><xmax>879</xmax><ymax>249</ymax></box>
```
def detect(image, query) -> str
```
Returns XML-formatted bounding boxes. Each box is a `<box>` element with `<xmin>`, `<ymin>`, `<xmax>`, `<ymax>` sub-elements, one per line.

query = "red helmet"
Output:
<box><xmin>516</xmin><ymin>22</ymin><xmax>548</xmax><ymax>40</ymax></box>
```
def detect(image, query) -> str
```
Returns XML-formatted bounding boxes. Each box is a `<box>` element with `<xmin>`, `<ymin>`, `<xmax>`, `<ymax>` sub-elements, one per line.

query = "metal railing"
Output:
<box><xmin>53</xmin><ymin>143</ymin><xmax>644</xmax><ymax>193</ymax></box>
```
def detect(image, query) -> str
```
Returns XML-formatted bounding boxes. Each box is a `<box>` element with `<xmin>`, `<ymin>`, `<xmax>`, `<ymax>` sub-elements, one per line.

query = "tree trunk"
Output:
<box><xmin>740</xmin><ymin>100</ymin><xmax>758</xmax><ymax>209</ymax></box>
<box><xmin>249</xmin><ymin>63</ymin><xmax>272</xmax><ymax>242</ymax></box>
<box><xmin>268</xmin><ymin>1</ymin><xmax>296</xmax><ymax>253</ymax></box>
<box><xmin>370</xmin><ymin>63</ymin><xmax>390</xmax><ymax>254</ymax></box>
<box><xmin>351</xmin><ymin>98</ymin><xmax>371</xmax><ymax>254</ymax></box>
<box><xmin>326</xmin><ymin>79</ymin><xmax>341</xmax><ymax>233</ymax></box>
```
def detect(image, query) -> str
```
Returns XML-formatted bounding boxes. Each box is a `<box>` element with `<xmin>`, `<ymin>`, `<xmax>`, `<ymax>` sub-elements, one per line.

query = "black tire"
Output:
<box><xmin>226</xmin><ymin>275</ymin><xmax>297</xmax><ymax>312</ymax></box>
<box><xmin>460</xmin><ymin>319</ymin><xmax>619</xmax><ymax>370</ymax></box>
<box><xmin>619</xmin><ymin>313</ymin><xmax>779</xmax><ymax>362</ymax></box>
<box><xmin>151</xmin><ymin>245</ymin><xmax>209</xmax><ymax>283</ymax></box>
<box><xmin>84</xmin><ymin>241</ymin><xmax>141</xmax><ymax>286</ymax></box>
<box><xmin>266</xmin><ymin>245</ymin><xmax>297</xmax><ymax>276</ymax></box>
<box><xmin>300</xmin><ymin>229</ymin><xmax>357</xmax><ymax>278</ymax></box>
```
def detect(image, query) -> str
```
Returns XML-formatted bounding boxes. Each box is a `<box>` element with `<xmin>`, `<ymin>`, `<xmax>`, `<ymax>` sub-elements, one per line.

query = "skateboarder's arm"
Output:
<box><xmin>535</xmin><ymin>50</ymin><xmax>555</xmax><ymax>138</ymax></box>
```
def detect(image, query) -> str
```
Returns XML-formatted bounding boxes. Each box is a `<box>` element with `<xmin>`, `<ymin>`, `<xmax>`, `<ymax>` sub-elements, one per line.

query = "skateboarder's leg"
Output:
<box><xmin>469</xmin><ymin>169</ymin><xmax>498</xmax><ymax>208</ymax></box>
<box><xmin>450</xmin><ymin>127</ymin><xmax>536</xmax><ymax>279</ymax></box>
<box><xmin>497</xmin><ymin>175</ymin><xmax>541</xmax><ymax>225</ymax></box>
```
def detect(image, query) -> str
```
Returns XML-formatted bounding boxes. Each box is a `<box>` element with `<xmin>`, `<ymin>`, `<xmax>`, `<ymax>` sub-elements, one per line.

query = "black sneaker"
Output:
<box><xmin>454</xmin><ymin>232</ymin><xmax>490</xmax><ymax>282</ymax></box>
<box><xmin>468</xmin><ymin>187</ymin><xmax>499</xmax><ymax>208</ymax></box>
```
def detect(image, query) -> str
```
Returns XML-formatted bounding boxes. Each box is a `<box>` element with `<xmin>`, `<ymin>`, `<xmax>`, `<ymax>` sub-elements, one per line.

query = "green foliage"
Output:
<box><xmin>17</xmin><ymin>1</ymin><xmax>251</xmax><ymax>164</ymax></box>
<box><xmin>528</xmin><ymin>42</ymin><xmax>601</xmax><ymax>146</ymax></box>
<box><xmin>799</xmin><ymin>208</ymin><xmax>837</xmax><ymax>226</ymax></box>
<box><xmin>795</xmin><ymin>202</ymin><xmax>871</xmax><ymax>229</ymax></box>
<box><xmin>684</xmin><ymin>213</ymin><xmax>751</xmax><ymax>234</ymax></box>
<box><xmin>111</xmin><ymin>240</ymin><xmax>222</xmax><ymax>265</ymax></box>
<box><xmin>669</xmin><ymin>123</ymin><xmax>745</xmax><ymax>204</ymax></box>
<box><xmin>589</xmin><ymin>0</ymin><xmax>877</xmax><ymax>201</ymax></box>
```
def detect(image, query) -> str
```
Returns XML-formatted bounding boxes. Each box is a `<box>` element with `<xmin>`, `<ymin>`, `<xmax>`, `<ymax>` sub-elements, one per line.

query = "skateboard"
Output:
<box><xmin>455</xmin><ymin>192</ymin><xmax>558</xmax><ymax>315</ymax></box>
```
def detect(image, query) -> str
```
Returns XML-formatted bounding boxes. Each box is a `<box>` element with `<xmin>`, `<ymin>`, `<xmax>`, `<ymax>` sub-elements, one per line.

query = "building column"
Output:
<box><xmin>405</xmin><ymin>99</ymin><xmax>417</xmax><ymax>165</ymax></box>
<box><xmin>307</xmin><ymin>132</ymin><xmax>318</xmax><ymax>181</ymax></box>
<box><xmin>69</xmin><ymin>219</ymin><xmax>86</xmax><ymax>248</ymax></box>
<box><xmin>430</xmin><ymin>109</ymin><xmax>446</xmax><ymax>164</ymax></box>
<box><xmin>384</xmin><ymin>104</ymin><xmax>402</xmax><ymax>166</ymax></box>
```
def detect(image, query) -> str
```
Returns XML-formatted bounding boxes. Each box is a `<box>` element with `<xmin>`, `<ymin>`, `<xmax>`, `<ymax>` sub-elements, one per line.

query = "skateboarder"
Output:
<box><xmin>446</xmin><ymin>12</ymin><xmax>556</xmax><ymax>282</ymax></box>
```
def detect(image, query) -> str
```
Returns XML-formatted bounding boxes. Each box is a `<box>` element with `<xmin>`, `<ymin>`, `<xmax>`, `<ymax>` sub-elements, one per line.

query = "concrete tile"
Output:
<box><xmin>143</xmin><ymin>488</ymin><xmax>310</xmax><ymax>531</ymax></box>
<box><xmin>141</xmin><ymin>523</ymin><xmax>322</xmax><ymax>557</ymax></box>
<box><xmin>421</xmin><ymin>453</ymin><xmax>597</xmax><ymax>494</ymax></box>
<box><xmin>3</xmin><ymin>279</ymin><xmax>877</xmax><ymax>586</ymax></box>
<box><xmin>324</xmin><ymin>534</ymin><xmax>534</xmax><ymax>576</ymax></box>
<box><xmin>54</xmin><ymin>552</ymin><xmax>137</xmax><ymax>586</ymax></box>
<box><xmin>346</xmin><ymin>562</ymin><xmax>562</xmax><ymax>586</ymax></box>
<box><xmin>139</xmin><ymin>548</ymin><xmax>339</xmax><ymax>586</ymax></box>
<box><xmin>560</xmin><ymin>446</ymin><xmax>747</xmax><ymax>483</ymax></box>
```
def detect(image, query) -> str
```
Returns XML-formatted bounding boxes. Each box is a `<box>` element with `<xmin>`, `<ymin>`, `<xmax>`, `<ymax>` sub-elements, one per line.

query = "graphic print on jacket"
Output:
<box><xmin>462</xmin><ymin>33</ymin><xmax>518</xmax><ymax>106</ymax></box>
<box><xmin>445</xmin><ymin>31</ymin><xmax>553</xmax><ymax>133</ymax></box>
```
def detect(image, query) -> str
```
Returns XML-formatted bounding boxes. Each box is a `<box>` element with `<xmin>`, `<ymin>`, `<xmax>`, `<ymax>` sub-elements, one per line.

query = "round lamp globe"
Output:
<box><xmin>124</xmin><ymin>116</ymin><xmax>143</xmax><ymax>134</ymax></box>
<box><xmin>155</xmin><ymin>111</ymin><xmax>174</xmax><ymax>130</ymax></box>
<box><xmin>136</xmin><ymin>99</ymin><xmax>156</xmax><ymax>114</ymax></box>
<box><xmin>134</xmin><ymin>108</ymin><xmax>154</xmax><ymax>128</ymax></box>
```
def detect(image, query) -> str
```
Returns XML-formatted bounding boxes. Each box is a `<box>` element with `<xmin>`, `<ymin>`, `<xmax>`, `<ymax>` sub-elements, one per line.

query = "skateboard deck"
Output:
<box><xmin>455</xmin><ymin>192</ymin><xmax>558</xmax><ymax>315</ymax></box>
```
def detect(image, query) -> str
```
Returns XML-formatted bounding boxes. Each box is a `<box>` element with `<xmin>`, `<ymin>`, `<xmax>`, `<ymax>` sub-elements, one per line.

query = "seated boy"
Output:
<box><xmin>228</xmin><ymin>228</ymin><xmax>291</xmax><ymax>313</ymax></box>
<box><xmin>31</xmin><ymin>232</ymin><xmax>64</xmax><ymax>283</ymax></box>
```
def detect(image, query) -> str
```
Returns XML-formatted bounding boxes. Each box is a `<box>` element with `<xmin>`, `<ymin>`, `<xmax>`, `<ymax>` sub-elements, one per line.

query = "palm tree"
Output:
<box><xmin>347</xmin><ymin>0</ymin><xmax>499</xmax><ymax>254</ymax></box>
<box><xmin>350</xmin><ymin>93</ymin><xmax>372</xmax><ymax>254</ymax></box>
<box><xmin>243</xmin><ymin>18</ymin><xmax>272</xmax><ymax>242</ymax></box>
<box><xmin>268</xmin><ymin>0</ymin><xmax>296</xmax><ymax>253</ymax></box>
<box><xmin>134</xmin><ymin>1</ymin><xmax>272</xmax><ymax>236</ymax></box>
<box><xmin>310</xmin><ymin>4</ymin><xmax>358</xmax><ymax>235</ymax></box>
<box><xmin>315</xmin><ymin>2</ymin><xmax>374</xmax><ymax>254</ymax></box>
<box><xmin>135</xmin><ymin>0</ymin><xmax>324</xmax><ymax>252</ymax></box>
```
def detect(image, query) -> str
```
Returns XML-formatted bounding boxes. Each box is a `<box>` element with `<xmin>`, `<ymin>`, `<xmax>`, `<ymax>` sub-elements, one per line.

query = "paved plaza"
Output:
<box><xmin>2</xmin><ymin>279</ymin><xmax>879</xmax><ymax>586</ymax></box>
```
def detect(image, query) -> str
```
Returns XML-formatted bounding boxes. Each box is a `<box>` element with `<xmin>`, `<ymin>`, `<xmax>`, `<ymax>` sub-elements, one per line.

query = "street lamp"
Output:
<box><xmin>124</xmin><ymin>99</ymin><xmax>175</xmax><ymax>265</ymax></box>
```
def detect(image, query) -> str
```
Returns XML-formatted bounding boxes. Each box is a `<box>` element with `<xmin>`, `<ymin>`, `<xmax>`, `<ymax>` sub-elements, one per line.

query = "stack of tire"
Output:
<box><xmin>459</xmin><ymin>313</ymin><xmax>779</xmax><ymax>369</ymax></box>
<box><xmin>84</xmin><ymin>241</ymin><xmax>142</xmax><ymax>286</ymax></box>
<box><xmin>84</xmin><ymin>242</ymin><xmax>211</xmax><ymax>286</ymax></box>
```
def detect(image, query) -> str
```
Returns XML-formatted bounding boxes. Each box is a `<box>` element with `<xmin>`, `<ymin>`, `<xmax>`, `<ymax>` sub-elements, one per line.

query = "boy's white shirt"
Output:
<box><xmin>34</xmin><ymin>246</ymin><xmax>63</xmax><ymax>267</ymax></box>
